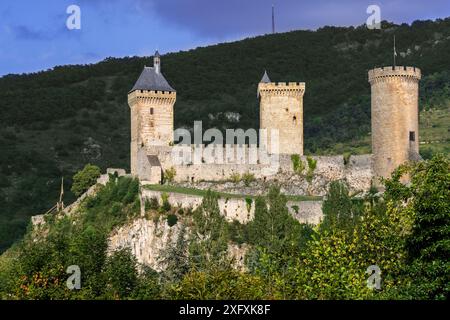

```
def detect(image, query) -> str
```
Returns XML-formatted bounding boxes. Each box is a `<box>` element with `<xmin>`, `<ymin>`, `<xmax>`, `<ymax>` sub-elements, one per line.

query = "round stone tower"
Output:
<box><xmin>368</xmin><ymin>66</ymin><xmax>421</xmax><ymax>181</ymax></box>
<box><xmin>128</xmin><ymin>51</ymin><xmax>176</xmax><ymax>175</ymax></box>
<box><xmin>257</xmin><ymin>71</ymin><xmax>305</xmax><ymax>155</ymax></box>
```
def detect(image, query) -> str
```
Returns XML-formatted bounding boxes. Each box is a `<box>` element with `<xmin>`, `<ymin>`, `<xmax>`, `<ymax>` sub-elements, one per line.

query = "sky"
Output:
<box><xmin>0</xmin><ymin>0</ymin><xmax>449</xmax><ymax>76</ymax></box>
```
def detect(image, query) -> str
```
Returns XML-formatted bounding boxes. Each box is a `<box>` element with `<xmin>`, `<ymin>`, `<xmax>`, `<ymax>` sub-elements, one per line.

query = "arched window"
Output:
<box><xmin>150</xmin><ymin>108</ymin><xmax>154</xmax><ymax>115</ymax></box>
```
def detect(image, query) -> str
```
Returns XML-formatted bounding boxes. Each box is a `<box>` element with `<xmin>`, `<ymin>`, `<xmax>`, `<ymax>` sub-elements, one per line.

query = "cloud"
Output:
<box><xmin>12</xmin><ymin>25</ymin><xmax>51</xmax><ymax>41</ymax></box>
<box><xmin>146</xmin><ymin>0</ymin><xmax>450</xmax><ymax>38</ymax></box>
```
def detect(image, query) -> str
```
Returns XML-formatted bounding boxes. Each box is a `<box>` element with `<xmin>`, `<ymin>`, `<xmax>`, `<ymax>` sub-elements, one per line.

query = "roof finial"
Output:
<box><xmin>393</xmin><ymin>35</ymin><xmax>397</xmax><ymax>69</ymax></box>
<box><xmin>154</xmin><ymin>50</ymin><xmax>161</xmax><ymax>74</ymax></box>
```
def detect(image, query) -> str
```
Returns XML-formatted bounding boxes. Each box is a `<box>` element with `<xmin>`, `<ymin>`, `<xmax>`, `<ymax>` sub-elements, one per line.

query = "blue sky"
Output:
<box><xmin>0</xmin><ymin>0</ymin><xmax>449</xmax><ymax>76</ymax></box>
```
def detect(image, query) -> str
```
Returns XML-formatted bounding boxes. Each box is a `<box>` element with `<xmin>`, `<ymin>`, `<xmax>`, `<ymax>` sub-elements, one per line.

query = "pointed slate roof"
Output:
<box><xmin>130</xmin><ymin>66</ymin><xmax>175</xmax><ymax>93</ymax></box>
<box><xmin>260</xmin><ymin>70</ymin><xmax>271</xmax><ymax>83</ymax></box>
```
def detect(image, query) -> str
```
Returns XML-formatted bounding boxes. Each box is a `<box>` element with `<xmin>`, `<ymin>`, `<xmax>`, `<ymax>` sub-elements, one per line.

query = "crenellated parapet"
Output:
<box><xmin>368</xmin><ymin>66</ymin><xmax>421</xmax><ymax>84</ymax></box>
<box><xmin>258</xmin><ymin>81</ymin><xmax>305</xmax><ymax>98</ymax></box>
<box><xmin>128</xmin><ymin>90</ymin><xmax>176</xmax><ymax>106</ymax></box>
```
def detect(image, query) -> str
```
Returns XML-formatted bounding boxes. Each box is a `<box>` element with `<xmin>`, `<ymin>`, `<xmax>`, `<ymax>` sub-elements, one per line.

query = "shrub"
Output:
<box><xmin>291</xmin><ymin>154</ymin><xmax>305</xmax><ymax>174</ymax></box>
<box><xmin>343</xmin><ymin>152</ymin><xmax>352</xmax><ymax>166</ymax></box>
<box><xmin>242</xmin><ymin>172</ymin><xmax>255</xmax><ymax>187</ymax></box>
<box><xmin>160</xmin><ymin>193</ymin><xmax>171</xmax><ymax>212</ymax></box>
<box><xmin>145</xmin><ymin>197</ymin><xmax>159</xmax><ymax>211</ymax></box>
<box><xmin>306</xmin><ymin>156</ymin><xmax>317</xmax><ymax>183</ymax></box>
<box><xmin>229</xmin><ymin>173</ymin><xmax>241</xmax><ymax>183</ymax></box>
<box><xmin>245</xmin><ymin>197</ymin><xmax>253</xmax><ymax>213</ymax></box>
<box><xmin>167</xmin><ymin>214</ymin><xmax>178</xmax><ymax>227</ymax></box>
<box><xmin>164</xmin><ymin>167</ymin><xmax>176</xmax><ymax>184</ymax></box>
<box><xmin>71</xmin><ymin>164</ymin><xmax>101</xmax><ymax>197</ymax></box>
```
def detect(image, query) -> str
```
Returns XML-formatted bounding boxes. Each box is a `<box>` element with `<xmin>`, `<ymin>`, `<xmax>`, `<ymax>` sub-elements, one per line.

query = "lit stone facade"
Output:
<box><xmin>368</xmin><ymin>66</ymin><xmax>421</xmax><ymax>181</ymax></box>
<box><xmin>128</xmin><ymin>90</ymin><xmax>176</xmax><ymax>175</ymax></box>
<box><xmin>258</xmin><ymin>81</ymin><xmax>305</xmax><ymax>155</ymax></box>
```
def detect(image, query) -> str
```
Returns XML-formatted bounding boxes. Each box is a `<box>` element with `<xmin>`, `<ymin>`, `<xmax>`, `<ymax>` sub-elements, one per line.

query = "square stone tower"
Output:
<box><xmin>257</xmin><ymin>71</ymin><xmax>305</xmax><ymax>154</ymax></box>
<box><xmin>368</xmin><ymin>66</ymin><xmax>421</xmax><ymax>181</ymax></box>
<box><xmin>128</xmin><ymin>51</ymin><xmax>176</xmax><ymax>176</ymax></box>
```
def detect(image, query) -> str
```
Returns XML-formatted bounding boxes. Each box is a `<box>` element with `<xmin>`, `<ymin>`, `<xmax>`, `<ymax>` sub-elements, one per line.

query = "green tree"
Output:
<box><xmin>103</xmin><ymin>248</ymin><xmax>138</xmax><ymax>299</ymax></box>
<box><xmin>71</xmin><ymin>164</ymin><xmax>101</xmax><ymax>197</ymax></box>
<box><xmin>189</xmin><ymin>191</ymin><xmax>229</xmax><ymax>269</ymax></box>
<box><xmin>383</xmin><ymin>154</ymin><xmax>450</xmax><ymax>299</ymax></box>
<box><xmin>320</xmin><ymin>181</ymin><xmax>362</xmax><ymax>233</ymax></box>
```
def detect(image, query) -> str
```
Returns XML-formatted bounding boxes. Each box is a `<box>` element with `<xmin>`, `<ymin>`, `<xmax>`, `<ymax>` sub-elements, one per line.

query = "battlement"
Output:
<box><xmin>368</xmin><ymin>66</ymin><xmax>421</xmax><ymax>84</ymax></box>
<box><xmin>128</xmin><ymin>89</ymin><xmax>176</xmax><ymax>106</ymax></box>
<box><xmin>258</xmin><ymin>81</ymin><xmax>305</xmax><ymax>97</ymax></box>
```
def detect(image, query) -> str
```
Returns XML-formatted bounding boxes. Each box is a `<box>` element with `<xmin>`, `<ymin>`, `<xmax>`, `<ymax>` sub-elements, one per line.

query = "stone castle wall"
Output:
<box><xmin>140</xmin><ymin>145</ymin><xmax>373</xmax><ymax>195</ymax></box>
<box><xmin>141</xmin><ymin>188</ymin><xmax>323</xmax><ymax>225</ymax></box>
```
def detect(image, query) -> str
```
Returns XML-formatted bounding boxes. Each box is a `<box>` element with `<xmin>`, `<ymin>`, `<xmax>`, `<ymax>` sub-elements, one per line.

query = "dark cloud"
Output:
<box><xmin>149</xmin><ymin>0</ymin><xmax>279</xmax><ymax>37</ymax></box>
<box><xmin>12</xmin><ymin>25</ymin><xmax>51</xmax><ymax>40</ymax></box>
<box><xmin>148</xmin><ymin>0</ymin><xmax>450</xmax><ymax>38</ymax></box>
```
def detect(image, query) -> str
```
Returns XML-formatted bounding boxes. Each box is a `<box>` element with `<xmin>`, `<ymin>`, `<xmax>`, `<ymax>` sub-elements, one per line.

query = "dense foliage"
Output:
<box><xmin>0</xmin><ymin>155</ymin><xmax>448</xmax><ymax>300</ymax></box>
<box><xmin>70</xmin><ymin>164</ymin><xmax>101</xmax><ymax>197</ymax></box>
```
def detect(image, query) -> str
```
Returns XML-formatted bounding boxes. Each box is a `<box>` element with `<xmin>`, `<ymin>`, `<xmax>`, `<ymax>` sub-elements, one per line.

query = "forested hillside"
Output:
<box><xmin>0</xmin><ymin>19</ymin><xmax>449</xmax><ymax>251</ymax></box>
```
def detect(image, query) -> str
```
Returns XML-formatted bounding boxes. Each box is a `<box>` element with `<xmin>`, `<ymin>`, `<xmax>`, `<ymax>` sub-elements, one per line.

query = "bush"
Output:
<box><xmin>167</xmin><ymin>214</ymin><xmax>178</xmax><ymax>227</ymax></box>
<box><xmin>306</xmin><ymin>156</ymin><xmax>317</xmax><ymax>183</ymax></box>
<box><xmin>160</xmin><ymin>193</ymin><xmax>171</xmax><ymax>212</ymax></box>
<box><xmin>163</xmin><ymin>167</ymin><xmax>176</xmax><ymax>184</ymax></box>
<box><xmin>245</xmin><ymin>197</ymin><xmax>253</xmax><ymax>213</ymax></box>
<box><xmin>242</xmin><ymin>172</ymin><xmax>255</xmax><ymax>187</ymax></box>
<box><xmin>145</xmin><ymin>197</ymin><xmax>159</xmax><ymax>211</ymax></box>
<box><xmin>343</xmin><ymin>152</ymin><xmax>352</xmax><ymax>166</ymax></box>
<box><xmin>291</xmin><ymin>154</ymin><xmax>305</xmax><ymax>174</ymax></box>
<box><xmin>229</xmin><ymin>173</ymin><xmax>241</xmax><ymax>183</ymax></box>
<box><xmin>71</xmin><ymin>164</ymin><xmax>101</xmax><ymax>197</ymax></box>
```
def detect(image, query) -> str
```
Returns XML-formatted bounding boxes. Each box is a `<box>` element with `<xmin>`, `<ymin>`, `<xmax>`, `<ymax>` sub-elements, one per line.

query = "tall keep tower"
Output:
<box><xmin>257</xmin><ymin>71</ymin><xmax>305</xmax><ymax>154</ymax></box>
<box><xmin>368</xmin><ymin>66</ymin><xmax>421</xmax><ymax>181</ymax></box>
<box><xmin>128</xmin><ymin>51</ymin><xmax>176</xmax><ymax>175</ymax></box>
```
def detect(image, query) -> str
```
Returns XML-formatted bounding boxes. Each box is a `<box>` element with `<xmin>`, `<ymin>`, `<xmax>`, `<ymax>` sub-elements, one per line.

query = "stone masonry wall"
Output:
<box><xmin>141</xmin><ymin>146</ymin><xmax>373</xmax><ymax>196</ymax></box>
<box><xmin>141</xmin><ymin>188</ymin><xmax>323</xmax><ymax>225</ymax></box>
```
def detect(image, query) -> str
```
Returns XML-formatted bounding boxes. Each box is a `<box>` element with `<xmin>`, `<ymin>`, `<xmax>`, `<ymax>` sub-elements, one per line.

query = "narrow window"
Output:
<box><xmin>150</xmin><ymin>108</ymin><xmax>154</xmax><ymax>115</ymax></box>
<box><xmin>293</xmin><ymin>116</ymin><xmax>297</xmax><ymax>124</ymax></box>
<box><xmin>409</xmin><ymin>131</ymin><xmax>415</xmax><ymax>142</ymax></box>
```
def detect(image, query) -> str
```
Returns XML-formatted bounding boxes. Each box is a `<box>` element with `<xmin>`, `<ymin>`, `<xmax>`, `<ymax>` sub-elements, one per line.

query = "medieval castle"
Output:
<box><xmin>31</xmin><ymin>52</ymin><xmax>425</xmax><ymax>269</ymax></box>
<box><xmin>128</xmin><ymin>51</ymin><xmax>421</xmax><ymax>191</ymax></box>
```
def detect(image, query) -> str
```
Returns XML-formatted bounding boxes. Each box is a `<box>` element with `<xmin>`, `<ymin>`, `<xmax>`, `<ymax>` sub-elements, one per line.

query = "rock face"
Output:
<box><xmin>107</xmin><ymin>187</ymin><xmax>324</xmax><ymax>270</ymax></box>
<box><xmin>108</xmin><ymin>217</ymin><xmax>181</xmax><ymax>272</ymax></box>
<box><xmin>107</xmin><ymin>216</ymin><xmax>252</xmax><ymax>271</ymax></box>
